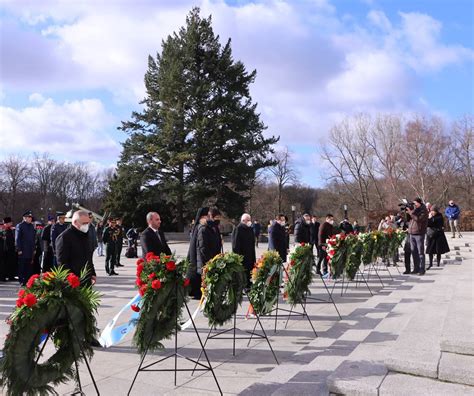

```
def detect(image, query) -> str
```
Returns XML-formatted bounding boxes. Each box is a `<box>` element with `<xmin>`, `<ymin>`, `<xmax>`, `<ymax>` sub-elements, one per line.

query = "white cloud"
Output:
<box><xmin>29</xmin><ymin>93</ymin><xmax>46</xmax><ymax>104</ymax></box>
<box><xmin>0</xmin><ymin>97</ymin><xmax>121</xmax><ymax>160</ymax></box>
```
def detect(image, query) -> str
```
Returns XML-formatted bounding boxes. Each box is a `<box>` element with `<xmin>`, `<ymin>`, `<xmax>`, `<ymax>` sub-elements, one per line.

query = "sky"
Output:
<box><xmin>0</xmin><ymin>0</ymin><xmax>473</xmax><ymax>186</ymax></box>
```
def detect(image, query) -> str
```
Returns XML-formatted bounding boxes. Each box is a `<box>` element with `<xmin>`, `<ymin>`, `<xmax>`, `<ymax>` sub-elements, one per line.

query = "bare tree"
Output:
<box><xmin>268</xmin><ymin>147</ymin><xmax>298</xmax><ymax>213</ymax></box>
<box><xmin>452</xmin><ymin>114</ymin><xmax>473</xmax><ymax>207</ymax></box>
<box><xmin>0</xmin><ymin>155</ymin><xmax>31</xmax><ymax>215</ymax></box>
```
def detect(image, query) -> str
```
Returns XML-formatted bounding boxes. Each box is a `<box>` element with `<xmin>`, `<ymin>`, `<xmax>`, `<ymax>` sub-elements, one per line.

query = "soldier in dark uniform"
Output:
<box><xmin>51</xmin><ymin>211</ymin><xmax>68</xmax><ymax>261</ymax></box>
<box><xmin>103</xmin><ymin>217</ymin><xmax>119</xmax><ymax>275</ymax></box>
<box><xmin>41</xmin><ymin>216</ymin><xmax>55</xmax><ymax>272</ymax></box>
<box><xmin>15</xmin><ymin>211</ymin><xmax>36</xmax><ymax>285</ymax></box>
<box><xmin>115</xmin><ymin>217</ymin><xmax>124</xmax><ymax>267</ymax></box>
<box><xmin>0</xmin><ymin>220</ymin><xmax>5</xmax><ymax>281</ymax></box>
<box><xmin>33</xmin><ymin>220</ymin><xmax>43</xmax><ymax>275</ymax></box>
<box><xmin>2</xmin><ymin>217</ymin><xmax>17</xmax><ymax>281</ymax></box>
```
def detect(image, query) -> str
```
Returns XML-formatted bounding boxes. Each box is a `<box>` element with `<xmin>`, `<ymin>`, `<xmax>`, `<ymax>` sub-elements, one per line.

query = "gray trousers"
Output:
<box><xmin>448</xmin><ymin>219</ymin><xmax>461</xmax><ymax>236</ymax></box>
<box><xmin>410</xmin><ymin>234</ymin><xmax>426</xmax><ymax>273</ymax></box>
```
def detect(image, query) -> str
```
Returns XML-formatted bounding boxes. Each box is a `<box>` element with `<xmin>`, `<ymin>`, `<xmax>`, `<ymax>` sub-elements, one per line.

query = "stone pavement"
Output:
<box><xmin>0</xmin><ymin>234</ymin><xmax>472</xmax><ymax>395</ymax></box>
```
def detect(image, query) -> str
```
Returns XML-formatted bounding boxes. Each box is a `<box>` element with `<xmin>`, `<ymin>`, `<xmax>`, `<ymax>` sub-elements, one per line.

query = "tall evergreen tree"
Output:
<box><xmin>109</xmin><ymin>8</ymin><xmax>278</xmax><ymax>230</ymax></box>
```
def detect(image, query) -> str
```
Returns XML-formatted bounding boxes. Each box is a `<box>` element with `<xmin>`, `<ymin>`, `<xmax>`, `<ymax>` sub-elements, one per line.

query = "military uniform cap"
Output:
<box><xmin>22</xmin><ymin>210</ymin><xmax>33</xmax><ymax>217</ymax></box>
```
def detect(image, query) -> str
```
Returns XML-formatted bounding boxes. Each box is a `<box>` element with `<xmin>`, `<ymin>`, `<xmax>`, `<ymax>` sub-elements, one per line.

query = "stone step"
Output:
<box><xmin>378</xmin><ymin>372</ymin><xmax>474</xmax><ymax>395</ymax></box>
<box><xmin>439</xmin><ymin>352</ymin><xmax>474</xmax><ymax>386</ymax></box>
<box><xmin>440</xmin><ymin>275</ymin><xmax>474</xmax><ymax>356</ymax></box>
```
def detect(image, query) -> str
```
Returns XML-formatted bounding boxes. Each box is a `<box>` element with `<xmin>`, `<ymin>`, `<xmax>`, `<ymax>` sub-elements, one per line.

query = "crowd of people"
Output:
<box><xmin>0</xmin><ymin>199</ymin><xmax>464</xmax><ymax>287</ymax></box>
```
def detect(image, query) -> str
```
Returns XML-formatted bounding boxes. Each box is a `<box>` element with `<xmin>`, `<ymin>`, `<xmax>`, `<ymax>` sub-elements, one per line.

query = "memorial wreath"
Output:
<box><xmin>132</xmin><ymin>252</ymin><xmax>189</xmax><ymax>354</ymax></box>
<box><xmin>201</xmin><ymin>252</ymin><xmax>245</xmax><ymax>326</ymax></box>
<box><xmin>0</xmin><ymin>267</ymin><xmax>100</xmax><ymax>396</ymax></box>
<box><xmin>284</xmin><ymin>243</ymin><xmax>314</xmax><ymax>305</ymax></box>
<box><xmin>248</xmin><ymin>251</ymin><xmax>282</xmax><ymax>315</ymax></box>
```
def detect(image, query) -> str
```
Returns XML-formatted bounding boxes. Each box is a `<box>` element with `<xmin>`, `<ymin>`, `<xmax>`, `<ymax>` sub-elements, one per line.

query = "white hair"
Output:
<box><xmin>241</xmin><ymin>213</ymin><xmax>251</xmax><ymax>223</ymax></box>
<box><xmin>146</xmin><ymin>212</ymin><xmax>159</xmax><ymax>222</ymax></box>
<box><xmin>72</xmin><ymin>210</ymin><xmax>89</xmax><ymax>223</ymax></box>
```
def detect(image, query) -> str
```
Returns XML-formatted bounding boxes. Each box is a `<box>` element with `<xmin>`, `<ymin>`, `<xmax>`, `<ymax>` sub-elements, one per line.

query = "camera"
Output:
<box><xmin>398</xmin><ymin>198</ymin><xmax>414</xmax><ymax>212</ymax></box>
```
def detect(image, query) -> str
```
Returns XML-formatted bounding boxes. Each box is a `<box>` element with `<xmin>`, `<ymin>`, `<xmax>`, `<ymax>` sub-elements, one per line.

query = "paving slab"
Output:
<box><xmin>438</xmin><ymin>351</ymin><xmax>474</xmax><ymax>386</ymax></box>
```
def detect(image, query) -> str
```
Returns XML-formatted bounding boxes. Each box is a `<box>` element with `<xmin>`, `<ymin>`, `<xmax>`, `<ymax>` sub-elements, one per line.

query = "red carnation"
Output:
<box><xmin>136</xmin><ymin>264</ymin><xmax>144</xmax><ymax>276</ymax></box>
<box><xmin>136</xmin><ymin>258</ymin><xmax>145</xmax><ymax>266</ymax></box>
<box><xmin>151</xmin><ymin>279</ymin><xmax>162</xmax><ymax>290</ymax></box>
<box><xmin>26</xmin><ymin>274</ymin><xmax>40</xmax><ymax>289</ymax></box>
<box><xmin>290</xmin><ymin>260</ymin><xmax>296</xmax><ymax>267</ymax></box>
<box><xmin>139</xmin><ymin>285</ymin><xmax>148</xmax><ymax>296</ymax></box>
<box><xmin>16</xmin><ymin>298</ymin><xmax>24</xmax><ymax>308</ymax></box>
<box><xmin>67</xmin><ymin>273</ymin><xmax>80</xmax><ymax>288</ymax></box>
<box><xmin>148</xmin><ymin>272</ymin><xmax>156</xmax><ymax>280</ymax></box>
<box><xmin>145</xmin><ymin>252</ymin><xmax>156</xmax><ymax>261</ymax></box>
<box><xmin>165</xmin><ymin>261</ymin><xmax>176</xmax><ymax>271</ymax></box>
<box><xmin>18</xmin><ymin>289</ymin><xmax>26</xmax><ymax>298</ymax></box>
<box><xmin>24</xmin><ymin>293</ymin><xmax>37</xmax><ymax>307</ymax></box>
<box><xmin>131</xmin><ymin>304</ymin><xmax>140</xmax><ymax>312</ymax></box>
<box><xmin>136</xmin><ymin>278</ymin><xmax>145</xmax><ymax>287</ymax></box>
<box><xmin>184</xmin><ymin>278</ymin><xmax>190</xmax><ymax>287</ymax></box>
<box><xmin>300</xmin><ymin>242</ymin><xmax>305</xmax><ymax>247</ymax></box>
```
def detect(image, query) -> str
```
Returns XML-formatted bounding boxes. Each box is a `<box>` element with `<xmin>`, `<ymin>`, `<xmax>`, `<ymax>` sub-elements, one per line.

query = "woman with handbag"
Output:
<box><xmin>426</xmin><ymin>206</ymin><xmax>450</xmax><ymax>269</ymax></box>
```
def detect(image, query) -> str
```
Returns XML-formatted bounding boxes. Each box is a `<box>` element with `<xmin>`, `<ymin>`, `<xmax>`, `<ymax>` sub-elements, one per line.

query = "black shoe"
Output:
<box><xmin>410</xmin><ymin>270</ymin><xmax>418</xmax><ymax>274</ymax></box>
<box><xmin>403</xmin><ymin>271</ymin><xmax>410</xmax><ymax>274</ymax></box>
<box><xmin>437</xmin><ymin>263</ymin><xmax>440</xmax><ymax>267</ymax></box>
<box><xmin>427</xmin><ymin>265</ymin><xmax>432</xmax><ymax>270</ymax></box>
<box><xmin>110</xmin><ymin>271</ymin><xmax>119</xmax><ymax>275</ymax></box>
<box><xmin>418</xmin><ymin>271</ymin><xmax>425</xmax><ymax>275</ymax></box>
<box><xmin>116</xmin><ymin>264</ymin><xmax>124</xmax><ymax>267</ymax></box>
<box><xmin>90</xmin><ymin>338</ymin><xmax>102</xmax><ymax>348</ymax></box>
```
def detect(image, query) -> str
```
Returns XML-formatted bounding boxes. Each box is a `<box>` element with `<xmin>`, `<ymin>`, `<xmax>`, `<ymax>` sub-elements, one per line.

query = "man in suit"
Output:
<box><xmin>15</xmin><ymin>210</ymin><xmax>36</xmax><ymax>285</ymax></box>
<box><xmin>140</xmin><ymin>212</ymin><xmax>172</xmax><ymax>258</ymax></box>
<box><xmin>41</xmin><ymin>216</ymin><xmax>55</xmax><ymax>272</ymax></box>
<box><xmin>268</xmin><ymin>214</ymin><xmax>288</xmax><ymax>262</ymax></box>
<box><xmin>317</xmin><ymin>214</ymin><xmax>336</xmax><ymax>276</ymax></box>
<box><xmin>232</xmin><ymin>213</ymin><xmax>256</xmax><ymax>288</ymax></box>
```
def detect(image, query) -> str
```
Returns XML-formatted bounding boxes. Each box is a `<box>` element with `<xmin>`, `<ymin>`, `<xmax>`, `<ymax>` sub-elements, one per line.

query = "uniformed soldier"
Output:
<box><xmin>41</xmin><ymin>216</ymin><xmax>55</xmax><ymax>272</ymax></box>
<box><xmin>51</xmin><ymin>211</ymin><xmax>68</xmax><ymax>259</ymax></box>
<box><xmin>115</xmin><ymin>217</ymin><xmax>124</xmax><ymax>267</ymax></box>
<box><xmin>102</xmin><ymin>217</ymin><xmax>119</xmax><ymax>275</ymax></box>
<box><xmin>1</xmin><ymin>217</ymin><xmax>17</xmax><ymax>281</ymax></box>
<box><xmin>15</xmin><ymin>211</ymin><xmax>36</xmax><ymax>285</ymax></box>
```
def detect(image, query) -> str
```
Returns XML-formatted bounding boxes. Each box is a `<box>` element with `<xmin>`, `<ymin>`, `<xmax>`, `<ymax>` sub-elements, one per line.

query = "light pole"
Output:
<box><xmin>343</xmin><ymin>204</ymin><xmax>348</xmax><ymax>219</ymax></box>
<box><xmin>291</xmin><ymin>205</ymin><xmax>296</xmax><ymax>227</ymax></box>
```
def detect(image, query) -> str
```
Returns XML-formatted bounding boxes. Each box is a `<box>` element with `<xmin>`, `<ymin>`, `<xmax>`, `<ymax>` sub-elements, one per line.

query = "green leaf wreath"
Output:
<box><xmin>0</xmin><ymin>267</ymin><xmax>100</xmax><ymax>396</ymax></box>
<box><xmin>284</xmin><ymin>244</ymin><xmax>314</xmax><ymax>305</ymax></box>
<box><xmin>201</xmin><ymin>252</ymin><xmax>245</xmax><ymax>327</ymax></box>
<box><xmin>132</xmin><ymin>252</ymin><xmax>189</xmax><ymax>354</ymax></box>
<box><xmin>344</xmin><ymin>233</ymin><xmax>363</xmax><ymax>280</ymax></box>
<box><xmin>248</xmin><ymin>251</ymin><xmax>282</xmax><ymax>315</ymax></box>
<box><xmin>327</xmin><ymin>235</ymin><xmax>349</xmax><ymax>278</ymax></box>
<box><xmin>360</xmin><ymin>232</ymin><xmax>376</xmax><ymax>265</ymax></box>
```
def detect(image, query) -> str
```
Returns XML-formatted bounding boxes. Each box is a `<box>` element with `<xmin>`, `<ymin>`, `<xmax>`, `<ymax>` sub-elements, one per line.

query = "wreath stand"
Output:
<box><xmin>127</xmin><ymin>281</ymin><xmax>222</xmax><ymax>396</ymax></box>
<box><xmin>329</xmin><ymin>269</ymin><xmax>374</xmax><ymax>297</ymax></box>
<box><xmin>302</xmin><ymin>271</ymin><xmax>342</xmax><ymax>320</ymax></box>
<box><xmin>249</xmin><ymin>260</ymin><xmax>318</xmax><ymax>337</ymax></box>
<box><xmin>191</xmin><ymin>288</ymin><xmax>279</xmax><ymax>373</ymax></box>
<box><xmin>23</xmin><ymin>304</ymin><xmax>100</xmax><ymax>396</ymax></box>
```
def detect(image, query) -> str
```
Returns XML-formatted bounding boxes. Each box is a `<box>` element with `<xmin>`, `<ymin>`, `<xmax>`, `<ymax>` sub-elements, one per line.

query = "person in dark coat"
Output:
<box><xmin>426</xmin><ymin>206</ymin><xmax>450</xmax><ymax>269</ymax></box>
<box><xmin>340</xmin><ymin>218</ymin><xmax>354</xmax><ymax>234</ymax></box>
<box><xmin>310</xmin><ymin>215</ymin><xmax>320</xmax><ymax>256</ymax></box>
<box><xmin>294</xmin><ymin>214</ymin><xmax>311</xmax><ymax>244</ymax></box>
<box><xmin>407</xmin><ymin>198</ymin><xmax>429</xmax><ymax>275</ymax></box>
<box><xmin>187</xmin><ymin>207</ymin><xmax>209</xmax><ymax>299</ymax></box>
<box><xmin>96</xmin><ymin>221</ymin><xmax>104</xmax><ymax>256</ymax></box>
<box><xmin>51</xmin><ymin>212</ymin><xmax>68</xmax><ymax>258</ymax></box>
<box><xmin>56</xmin><ymin>210</ymin><xmax>96</xmax><ymax>284</ymax></box>
<box><xmin>252</xmin><ymin>220</ymin><xmax>261</xmax><ymax>247</ymax></box>
<box><xmin>15</xmin><ymin>211</ymin><xmax>36</xmax><ymax>285</ymax></box>
<box><xmin>317</xmin><ymin>214</ymin><xmax>336</xmax><ymax>276</ymax></box>
<box><xmin>140</xmin><ymin>212</ymin><xmax>172</xmax><ymax>258</ymax></box>
<box><xmin>1</xmin><ymin>217</ymin><xmax>17</xmax><ymax>281</ymax></box>
<box><xmin>268</xmin><ymin>214</ymin><xmax>288</xmax><ymax>262</ymax></box>
<box><xmin>115</xmin><ymin>217</ymin><xmax>125</xmax><ymax>267</ymax></box>
<box><xmin>102</xmin><ymin>217</ymin><xmax>120</xmax><ymax>275</ymax></box>
<box><xmin>208</xmin><ymin>207</ymin><xmax>223</xmax><ymax>254</ymax></box>
<box><xmin>196</xmin><ymin>209</ymin><xmax>222</xmax><ymax>271</ymax></box>
<box><xmin>232</xmin><ymin>213</ymin><xmax>256</xmax><ymax>288</ymax></box>
<box><xmin>33</xmin><ymin>221</ymin><xmax>43</xmax><ymax>275</ymax></box>
<box><xmin>41</xmin><ymin>216</ymin><xmax>55</xmax><ymax>272</ymax></box>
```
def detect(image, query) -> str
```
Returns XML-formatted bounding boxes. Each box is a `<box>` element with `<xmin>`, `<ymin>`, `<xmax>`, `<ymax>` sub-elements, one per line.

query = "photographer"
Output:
<box><xmin>406</xmin><ymin>198</ymin><xmax>429</xmax><ymax>275</ymax></box>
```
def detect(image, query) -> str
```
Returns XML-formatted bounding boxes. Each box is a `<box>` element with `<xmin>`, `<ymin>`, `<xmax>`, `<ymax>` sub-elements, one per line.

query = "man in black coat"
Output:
<box><xmin>232</xmin><ymin>213</ymin><xmax>256</xmax><ymax>288</ymax></box>
<box><xmin>41</xmin><ymin>216</ymin><xmax>55</xmax><ymax>272</ymax></box>
<box><xmin>103</xmin><ymin>217</ymin><xmax>120</xmax><ymax>275</ymax></box>
<box><xmin>15</xmin><ymin>211</ymin><xmax>36</xmax><ymax>285</ymax></box>
<box><xmin>310</xmin><ymin>215</ymin><xmax>320</xmax><ymax>255</ymax></box>
<box><xmin>1</xmin><ymin>217</ymin><xmax>17</xmax><ymax>281</ymax></box>
<box><xmin>55</xmin><ymin>210</ymin><xmax>96</xmax><ymax>284</ymax></box>
<box><xmin>317</xmin><ymin>214</ymin><xmax>336</xmax><ymax>276</ymax></box>
<box><xmin>268</xmin><ymin>214</ymin><xmax>288</xmax><ymax>262</ymax></box>
<box><xmin>196</xmin><ymin>210</ymin><xmax>222</xmax><ymax>272</ymax></box>
<box><xmin>115</xmin><ymin>217</ymin><xmax>125</xmax><ymax>267</ymax></box>
<box><xmin>294</xmin><ymin>213</ymin><xmax>311</xmax><ymax>244</ymax></box>
<box><xmin>187</xmin><ymin>207</ymin><xmax>209</xmax><ymax>299</ymax></box>
<box><xmin>140</xmin><ymin>212</ymin><xmax>172</xmax><ymax>258</ymax></box>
